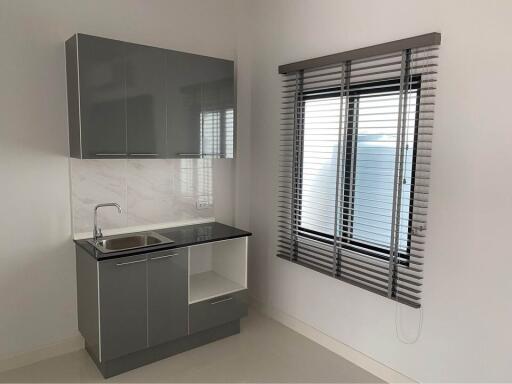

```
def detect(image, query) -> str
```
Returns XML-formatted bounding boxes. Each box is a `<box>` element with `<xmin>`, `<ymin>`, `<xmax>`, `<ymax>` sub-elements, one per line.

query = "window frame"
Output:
<box><xmin>295</xmin><ymin>77</ymin><xmax>421</xmax><ymax>265</ymax></box>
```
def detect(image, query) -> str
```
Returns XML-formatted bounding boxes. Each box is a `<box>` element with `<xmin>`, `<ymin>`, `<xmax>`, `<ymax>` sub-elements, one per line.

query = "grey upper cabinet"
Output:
<box><xmin>99</xmin><ymin>254</ymin><xmax>148</xmax><ymax>361</ymax></box>
<box><xmin>66</xmin><ymin>33</ymin><xmax>235</xmax><ymax>159</ymax></box>
<box><xmin>166</xmin><ymin>51</ymin><xmax>202</xmax><ymax>159</ymax></box>
<box><xmin>200</xmin><ymin>56</ymin><xmax>235</xmax><ymax>159</ymax></box>
<box><xmin>67</xmin><ymin>34</ymin><xmax>127</xmax><ymax>158</ymax></box>
<box><xmin>166</xmin><ymin>51</ymin><xmax>235</xmax><ymax>159</ymax></box>
<box><xmin>125</xmin><ymin>43</ymin><xmax>167</xmax><ymax>158</ymax></box>
<box><xmin>147</xmin><ymin>248</ymin><xmax>188</xmax><ymax>346</ymax></box>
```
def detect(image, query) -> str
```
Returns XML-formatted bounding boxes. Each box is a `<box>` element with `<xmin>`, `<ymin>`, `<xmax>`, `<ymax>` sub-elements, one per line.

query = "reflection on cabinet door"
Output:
<box><xmin>78</xmin><ymin>34</ymin><xmax>127</xmax><ymax>158</ymax></box>
<box><xmin>67</xmin><ymin>33</ymin><xmax>236</xmax><ymax>159</ymax></box>
<box><xmin>166</xmin><ymin>51</ymin><xmax>235</xmax><ymax>159</ymax></box>
<box><xmin>125</xmin><ymin>43</ymin><xmax>167</xmax><ymax>158</ymax></box>
<box><xmin>199</xmin><ymin>56</ymin><xmax>235</xmax><ymax>159</ymax></box>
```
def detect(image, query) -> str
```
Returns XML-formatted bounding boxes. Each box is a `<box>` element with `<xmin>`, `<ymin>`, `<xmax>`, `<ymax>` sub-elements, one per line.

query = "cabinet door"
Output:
<box><xmin>198</xmin><ymin>57</ymin><xmax>235</xmax><ymax>159</ymax></box>
<box><xmin>99</xmin><ymin>255</ymin><xmax>147</xmax><ymax>361</ymax></box>
<box><xmin>125</xmin><ymin>43</ymin><xmax>167</xmax><ymax>157</ymax></box>
<box><xmin>148</xmin><ymin>248</ymin><xmax>188</xmax><ymax>346</ymax></box>
<box><xmin>166</xmin><ymin>51</ymin><xmax>203</xmax><ymax>158</ymax></box>
<box><xmin>166</xmin><ymin>51</ymin><xmax>235</xmax><ymax>158</ymax></box>
<box><xmin>78</xmin><ymin>34</ymin><xmax>127</xmax><ymax>158</ymax></box>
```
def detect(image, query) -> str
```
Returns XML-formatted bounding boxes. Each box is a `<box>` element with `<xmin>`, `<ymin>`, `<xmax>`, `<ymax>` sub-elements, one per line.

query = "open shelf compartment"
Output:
<box><xmin>188</xmin><ymin>237</ymin><xmax>247</xmax><ymax>304</ymax></box>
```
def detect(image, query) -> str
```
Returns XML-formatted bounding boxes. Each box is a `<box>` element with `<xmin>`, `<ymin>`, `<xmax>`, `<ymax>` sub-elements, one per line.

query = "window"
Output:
<box><xmin>277</xmin><ymin>34</ymin><xmax>440</xmax><ymax>308</ymax></box>
<box><xmin>299</xmin><ymin>79</ymin><xmax>419</xmax><ymax>262</ymax></box>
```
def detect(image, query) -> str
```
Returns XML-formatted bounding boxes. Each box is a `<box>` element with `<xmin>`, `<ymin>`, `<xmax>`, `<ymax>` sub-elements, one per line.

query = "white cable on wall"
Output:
<box><xmin>394</xmin><ymin>46</ymin><xmax>425</xmax><ymax>345</ymax></box>
<box><xmin>395</xmin><ymin>300</ymin><xmax>423</xmax><ymax>344</ymax></box>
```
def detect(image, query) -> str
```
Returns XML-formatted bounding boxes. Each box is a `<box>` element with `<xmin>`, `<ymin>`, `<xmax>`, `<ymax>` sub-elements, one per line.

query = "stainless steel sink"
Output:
<box><xmin>87</xmin><ymin>231</ymin><xmax>173</xmax><ymax>253</ymax></box>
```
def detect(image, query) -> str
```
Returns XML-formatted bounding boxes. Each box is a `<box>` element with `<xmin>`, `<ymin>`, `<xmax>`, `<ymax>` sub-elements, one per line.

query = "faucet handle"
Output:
<box><xmin>93</xmin><ymin>226</ymin><xmax>103</xmax><ymax>240</ymax></box>
<box><xmin>93</xmin><ymin>202</ymin><xmax>121</xmax><ymax>241</ymax></box>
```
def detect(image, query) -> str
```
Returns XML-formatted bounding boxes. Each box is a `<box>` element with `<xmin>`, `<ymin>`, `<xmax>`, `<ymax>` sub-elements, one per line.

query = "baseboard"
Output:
<box><xmin>251</xmin><ymin>297</ymin><xmax>415</xmax><ymax>383</ymax></box>
<box><xmin>0</xmin><ymin>334</ymin><xmax>84</xmax><ymax>373</ymax></box>
<box><xmin>0</xmin><ymin>301</ymin><xmax>413</xmax><ymax>381</ymax></box>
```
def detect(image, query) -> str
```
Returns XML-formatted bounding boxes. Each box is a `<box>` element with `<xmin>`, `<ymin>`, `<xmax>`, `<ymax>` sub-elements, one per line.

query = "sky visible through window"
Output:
<box><xmin>301</xmin><ymin>92</ymin><xmax>416</xmax><ymax>252</ymax></box>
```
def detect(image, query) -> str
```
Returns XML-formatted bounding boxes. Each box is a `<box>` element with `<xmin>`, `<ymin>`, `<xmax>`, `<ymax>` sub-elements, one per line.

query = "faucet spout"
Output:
<box><xmin>93</xmin><ymin>203</ymin><xmax>122</xmax><ymax>241</ymax></box>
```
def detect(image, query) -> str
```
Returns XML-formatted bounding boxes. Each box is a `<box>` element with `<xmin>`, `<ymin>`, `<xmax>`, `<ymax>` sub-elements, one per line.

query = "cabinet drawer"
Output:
<box><xmin>189</xmin><ymin>290</ymin><xmax>248</xmax><ymax>334</ymax></box>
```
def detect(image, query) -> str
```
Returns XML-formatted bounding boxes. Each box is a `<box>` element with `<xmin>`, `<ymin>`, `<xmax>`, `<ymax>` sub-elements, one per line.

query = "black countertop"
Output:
<box><xmin>75</xmin><ymin>221</ymin><xmax>251</xmax><ymax>261</ymax></box>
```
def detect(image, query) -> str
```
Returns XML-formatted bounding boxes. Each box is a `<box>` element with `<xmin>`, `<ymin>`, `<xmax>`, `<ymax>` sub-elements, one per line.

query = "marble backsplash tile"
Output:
<box><xmin>70</xmin><ymin>158</ymin><xmax>215</xmax><ymax>236</ymax></box>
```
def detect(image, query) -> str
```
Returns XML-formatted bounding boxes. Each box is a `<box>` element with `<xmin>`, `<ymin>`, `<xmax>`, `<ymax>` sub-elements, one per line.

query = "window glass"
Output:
<box><xmin>301</xmin><ymin>96</ymin><xmax>340</xmax><ymax>237</ymax></box>
<box><xmin>300</xmin><ymin>88</ymin><xmax>417</xmax><ymax>254</ymax></box>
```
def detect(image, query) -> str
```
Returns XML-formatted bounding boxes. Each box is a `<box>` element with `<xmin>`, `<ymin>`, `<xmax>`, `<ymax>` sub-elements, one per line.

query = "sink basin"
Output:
<box><xmin>88</xmin><ymin>231</ymin><xmax>173</xmax><ymax>253</ymax></box>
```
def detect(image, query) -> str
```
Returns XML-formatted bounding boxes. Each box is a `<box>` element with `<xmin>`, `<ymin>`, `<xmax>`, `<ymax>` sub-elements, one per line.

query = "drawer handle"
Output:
<box><xmin>150</xmin><ymin>253</ymin><xmax>178</xmax><ymax>261</ymax></box>
<box><xmin>210</xmin><ymin>297</ymin><xmax>233</xmax><ymax>305</ymax></box>
<box><xmin>95</xmin><ymin>153</ymin><xmax>127</xmax><ymax>156</ymax></box>
<box><xmin>129</xmin><ymin>153</ymin><xmax>158</xmax><ymax>156</ymax></box>
<box><xmin>116</xmin><ymin>259</ymin><xmax>146</xmax><ymax>267</ymax></box>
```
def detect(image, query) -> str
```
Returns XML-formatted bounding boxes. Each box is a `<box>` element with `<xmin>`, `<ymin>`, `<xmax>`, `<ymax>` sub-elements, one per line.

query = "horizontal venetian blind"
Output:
<box><xmin>277</xmin><ymin>33</ymin><xmax>440</xmax><ymax>308</ymax></box>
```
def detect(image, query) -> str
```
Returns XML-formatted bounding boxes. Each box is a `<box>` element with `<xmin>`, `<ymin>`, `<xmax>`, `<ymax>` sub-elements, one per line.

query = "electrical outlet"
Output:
<box><xmin>196</xmin><ymin>199</ymin><xmax>211</xmax><ymax>210</ymax></box>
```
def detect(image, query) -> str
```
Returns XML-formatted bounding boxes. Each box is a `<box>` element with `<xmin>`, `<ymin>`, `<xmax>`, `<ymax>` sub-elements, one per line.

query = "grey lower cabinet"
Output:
<box><xmin>189</xmin><ymin>290</ymin><xmax>248</xmax><ymax>334</ymax></box>
<box><xmin>76</xmin><ymin>242</ymin><xmax>247</xmax><ymax>378</ymax></box>
<box><xmin>98</xmin><ymin>248</ymin><xmax>189</xmax><ymax>361</ymax></box>
<box><xmin>99</xmin><ymin>254</ymin><xmax>148</xmax><ymax>361</ymax></box>
<box><xmin>147</xmin><ymin>250</ymin><xmax>188</xmax><ymax>346</ymax></box>
<box><xmin>66</xmin><ymin>33</ymin><xmax>236</xmax><ymax>159</ymax></box>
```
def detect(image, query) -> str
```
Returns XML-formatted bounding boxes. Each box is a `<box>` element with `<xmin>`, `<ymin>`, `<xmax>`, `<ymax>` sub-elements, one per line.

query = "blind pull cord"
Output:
<box><xmin>395</xmin><ymin>67</ymin><xmax>424</xmax><ymax>344</ymax></box>
<box><xmin>395</xmin><ymin>300</ymin><xmax>424</xmax><ymax>344</ymax></box>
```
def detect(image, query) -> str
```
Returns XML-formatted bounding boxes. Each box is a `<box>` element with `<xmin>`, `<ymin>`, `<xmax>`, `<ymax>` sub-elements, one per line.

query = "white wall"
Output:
<box><xmin>240</xmin><ymin>0</ymin><xmax>512</xmax><ymax>382</ymax></box>
<box><xmin>0</xmin><ymin>0</ymin><xmax>237</xmax><ymax>360</ymax></box>
<box><xmin>2</xmin><ymin>1</ymin><xmax>511</xmax><ymax>381</ymax></box>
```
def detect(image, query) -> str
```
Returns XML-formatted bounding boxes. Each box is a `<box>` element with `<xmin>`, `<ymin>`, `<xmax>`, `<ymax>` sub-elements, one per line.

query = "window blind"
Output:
<box><xmin>277</xmin><ymin>33</ymin><xmax>440</xmax><ymax>308</ymax></box>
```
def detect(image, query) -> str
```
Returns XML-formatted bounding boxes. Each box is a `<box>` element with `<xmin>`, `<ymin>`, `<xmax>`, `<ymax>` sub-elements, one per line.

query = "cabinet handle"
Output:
<box><xmin>129</xmin><ymin>153</ymin><xmax>158</xmax><ymax>156</ymax></box>
<box><xmin>210</xmin><ymin>297</ymin><xmax>233</xmax><ymax>305</ymax></box>
<box><xmin>178</xmin><ymin>153</ymin><xmax>225</xmax><ymax>156</ymax></box>
<box><xmin>95</xmin><ymin>153</ymin><xmax>127</xmax><ymax>156</ymax></box>
<box><xmin>116</xmin><ymin>259</ymin><xmax>146</xmax><ymax>267</ymax></box>
<box><xmin>150</xmin><ymin>253</ymin><xmax>178</xmax><ymax>261</ymax></box>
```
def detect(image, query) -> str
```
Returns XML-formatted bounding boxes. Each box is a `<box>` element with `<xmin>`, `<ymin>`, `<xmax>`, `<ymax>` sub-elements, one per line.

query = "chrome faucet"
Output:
<box><xmin>93</xmin><ymin>203</ymin><xmax>122</xmax><ymax>241</ymax></box>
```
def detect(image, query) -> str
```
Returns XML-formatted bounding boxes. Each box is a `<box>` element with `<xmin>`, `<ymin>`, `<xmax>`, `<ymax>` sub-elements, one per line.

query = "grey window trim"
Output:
<box><xmin>279</xmin><ymin>33</ymin><xmax>441</xmax><ymax>74</ymax></box>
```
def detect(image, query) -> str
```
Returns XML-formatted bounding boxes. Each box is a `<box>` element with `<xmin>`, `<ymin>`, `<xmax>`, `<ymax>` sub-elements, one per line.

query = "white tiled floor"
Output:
<box><xmin>0</xmin><ymin>310</ymin><xmax>383</xmax><ymax>383</ymax></box>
